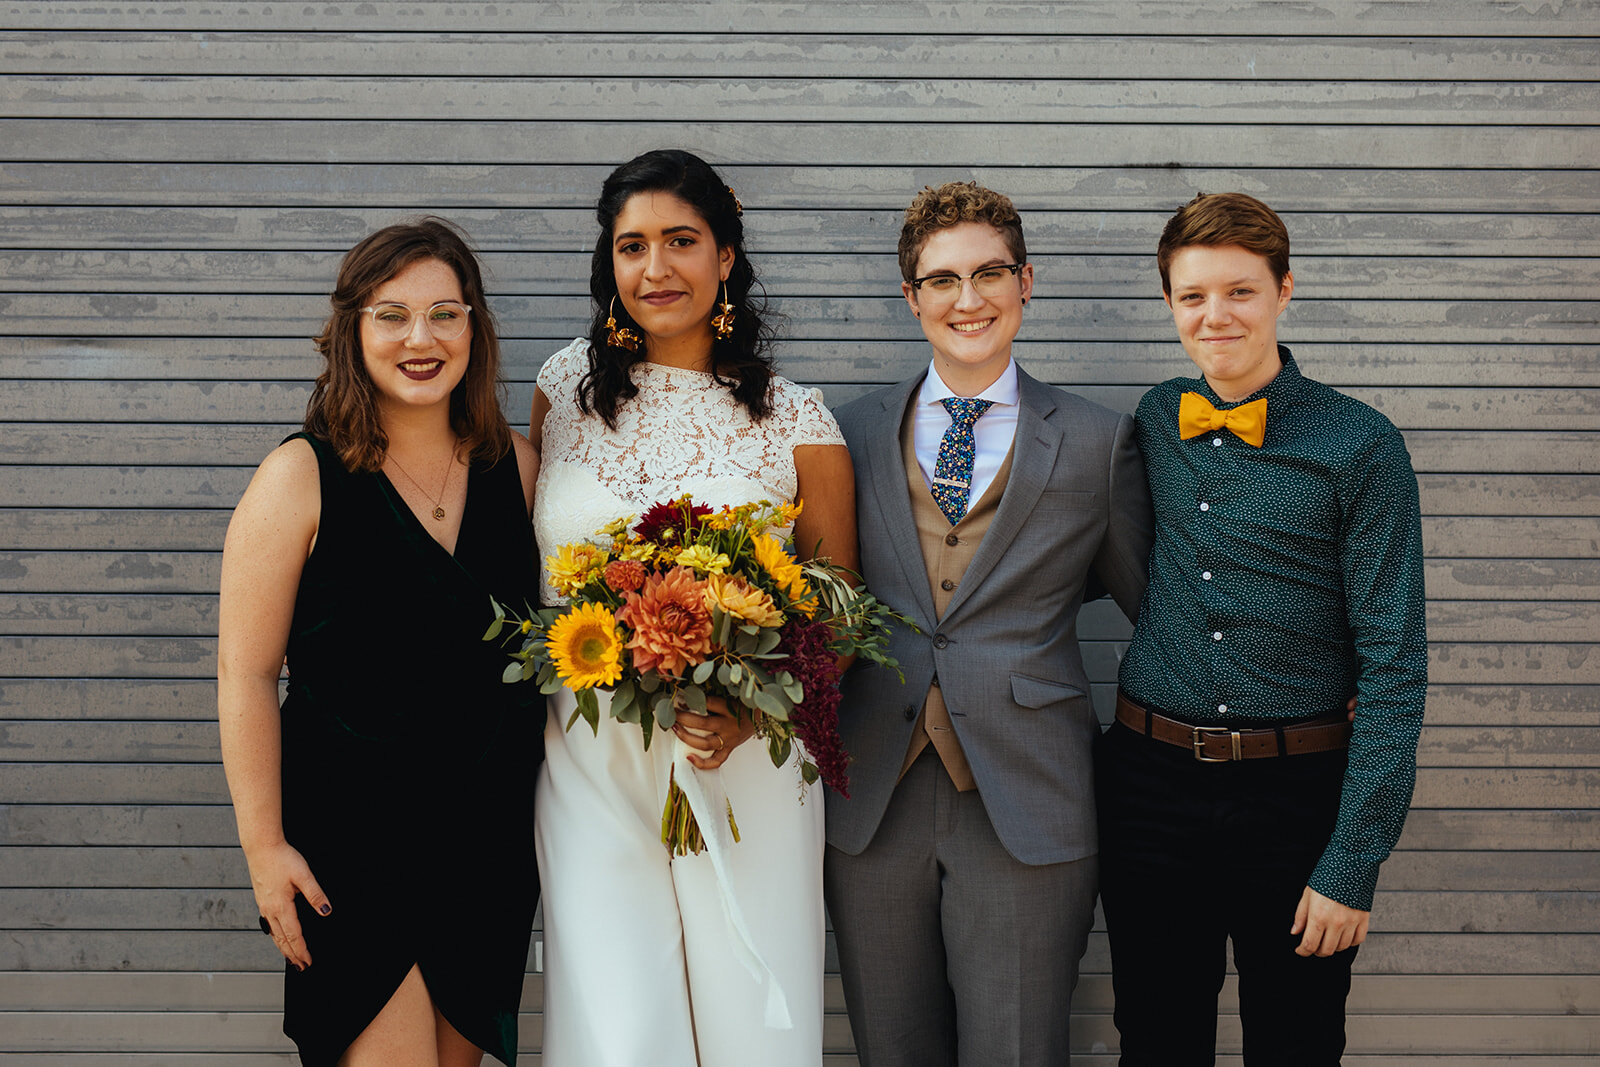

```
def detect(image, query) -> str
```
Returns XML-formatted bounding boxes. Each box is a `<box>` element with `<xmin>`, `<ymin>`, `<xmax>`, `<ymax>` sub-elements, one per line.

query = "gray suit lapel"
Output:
<box><xmin>863</xmin><ymin>377</ymin><xmax>938</xmax><ymax>630</ymax></box>
<box><xmin>940</xmin><ymin>369</ymin><xmax>1062</xmax><ymax>622</ymax></box>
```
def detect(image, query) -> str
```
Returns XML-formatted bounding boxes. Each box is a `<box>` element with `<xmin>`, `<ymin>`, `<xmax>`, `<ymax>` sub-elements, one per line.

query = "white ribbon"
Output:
<box><xmin>669</xmin><ymin>734</ymin><xmax>792</xmax><ymax>1030</ymax></box>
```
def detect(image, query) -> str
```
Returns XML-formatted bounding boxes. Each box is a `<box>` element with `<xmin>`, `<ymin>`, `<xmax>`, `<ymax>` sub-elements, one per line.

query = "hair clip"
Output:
<box><xmin>727</xmin><ymin>186</ymin><xmax>743</xmax><ymax>217</ymax></box>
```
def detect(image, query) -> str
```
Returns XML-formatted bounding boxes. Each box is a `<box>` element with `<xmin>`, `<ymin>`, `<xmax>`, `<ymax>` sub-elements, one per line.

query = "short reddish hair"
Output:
<box><xmin>1157</xmin><ymin>192</ymin><xmax>1290</xmax><ymax>294</ymax></box>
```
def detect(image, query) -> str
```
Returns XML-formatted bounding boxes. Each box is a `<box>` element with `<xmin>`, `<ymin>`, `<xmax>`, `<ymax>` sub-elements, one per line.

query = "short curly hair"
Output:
<box><xmin>898</xmin><ymin>181</ymin><xmax>1027</xmax><ymax>282</ymax></box>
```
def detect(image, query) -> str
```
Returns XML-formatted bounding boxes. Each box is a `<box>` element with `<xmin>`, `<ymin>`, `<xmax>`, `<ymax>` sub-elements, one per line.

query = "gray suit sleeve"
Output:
<box><xmin>1092</xmin><ymin>411</ymin><xmax>1154</xmax><ymax>622</ymax></box>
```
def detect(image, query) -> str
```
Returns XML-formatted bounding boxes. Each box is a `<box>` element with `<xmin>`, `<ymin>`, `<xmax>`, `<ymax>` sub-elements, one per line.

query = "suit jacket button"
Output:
<box><xmin>933</xmin><ymin>635</ymin><xmax>949</xmax><ymax>649</ymax></box>
<box><xmin>902</xmin><ymin>704</ymin><xmax>917</xmax><ymax>721</ymax></box>
<box><xmin>940</xmin><ymin>578</ymin><xmax>955</xmax><ymax>591</ymax></box>
<box><xmin>945</xmin><ymin>532</ymin><xmax>959</xmax><ymax>546</ymax></box>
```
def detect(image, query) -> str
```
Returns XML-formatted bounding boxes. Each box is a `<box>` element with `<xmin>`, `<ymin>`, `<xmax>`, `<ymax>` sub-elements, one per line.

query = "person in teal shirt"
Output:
<box><xmin>1098</xmin><ymin>192</ymin><xmax>1428</xmax><ymax>1065</ymax></box>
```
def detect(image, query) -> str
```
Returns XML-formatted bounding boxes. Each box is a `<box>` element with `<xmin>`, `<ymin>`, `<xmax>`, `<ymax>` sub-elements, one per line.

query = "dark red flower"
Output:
<box><xmin>634</xmin><ymin>499</ymin><xmax>713</xmax><ymax>544</ymax></box>
<box><xmin>774</xmin><ymin>617</ymin><xmax>850</xmax><ymax>797</ymax></box>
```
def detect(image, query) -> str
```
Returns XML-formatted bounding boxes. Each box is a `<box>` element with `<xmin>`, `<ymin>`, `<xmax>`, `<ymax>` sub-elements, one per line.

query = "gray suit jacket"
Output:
<box><xmin>828</xmin><ymin>365</ymin><xmax>1153</xmax><ymax>865</ymax></box>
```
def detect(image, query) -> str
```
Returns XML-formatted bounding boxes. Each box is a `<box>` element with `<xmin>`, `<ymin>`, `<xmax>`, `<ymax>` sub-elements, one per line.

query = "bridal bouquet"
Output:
<box><xmin>484</xmin><ymin>495</ymin><xmax>902</xmax><ymax>856</ymax></box>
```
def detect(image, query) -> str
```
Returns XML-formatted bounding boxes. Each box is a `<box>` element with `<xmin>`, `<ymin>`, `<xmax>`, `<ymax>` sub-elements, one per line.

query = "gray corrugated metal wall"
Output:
<box><xmin>1</xmin><ymin>2</ymin><xmax>1596</xmax><ymax>1061</ymax></box>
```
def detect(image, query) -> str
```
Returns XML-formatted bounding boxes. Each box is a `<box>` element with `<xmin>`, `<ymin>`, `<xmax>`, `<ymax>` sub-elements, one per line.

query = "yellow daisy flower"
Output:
<box><xmin>546</xmin><ymin>602</ymin><xmax>624</xmax><ymax>689</ymax></box>
<box><xmin>546</xmin><ymin>543</ymin><xmax>608</xmax><ymax>597</ymax></box>
<box><xmin>674</xmin><ymin>544</ymin><xmax>732</xmax><ymax>575</ymax></box>
<box><xmin>752</xmin><ymin>533</ymin><xmax>807</xmax><ymax>602</ymax></box>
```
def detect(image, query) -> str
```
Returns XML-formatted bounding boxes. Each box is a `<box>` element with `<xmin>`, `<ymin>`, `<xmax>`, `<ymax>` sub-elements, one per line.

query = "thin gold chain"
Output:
<box><xmin>385</xmin><ymin>447</ymin><xmax>456</xmax><ymax>521</ymax></box>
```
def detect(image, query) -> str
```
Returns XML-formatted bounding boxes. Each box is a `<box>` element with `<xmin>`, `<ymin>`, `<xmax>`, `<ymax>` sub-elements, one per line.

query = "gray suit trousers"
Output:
<box><xmin>824</xmin><ymin>751</ymin><xmax>1098</xmax><ymax>1067</ymax></box>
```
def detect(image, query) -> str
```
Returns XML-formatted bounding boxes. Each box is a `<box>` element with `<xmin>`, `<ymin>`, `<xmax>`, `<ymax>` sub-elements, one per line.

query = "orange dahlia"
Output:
<box><xmin>615</xmin><ymin>565</ymin><xmax>714</xmax><ymax>677</ymax></box>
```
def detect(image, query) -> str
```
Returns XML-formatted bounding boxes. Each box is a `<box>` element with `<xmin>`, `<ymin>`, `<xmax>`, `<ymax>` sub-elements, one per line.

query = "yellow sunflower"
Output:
<box><xmin>546</xmin><ymin>602</ymin><xmax>624</xmax><ymax>689</ymax></box>
<box><xmin>752</xmin><ymin>533</ymin><xmax>807</xmax><ymax>602</ymax></box>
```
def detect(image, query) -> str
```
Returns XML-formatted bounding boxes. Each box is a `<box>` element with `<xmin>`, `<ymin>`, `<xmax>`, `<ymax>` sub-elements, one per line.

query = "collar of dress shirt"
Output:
<box><xmin>917</xmin><ymin>357</ymin><xmax>1020</xmax><ymax>410</ymax></box>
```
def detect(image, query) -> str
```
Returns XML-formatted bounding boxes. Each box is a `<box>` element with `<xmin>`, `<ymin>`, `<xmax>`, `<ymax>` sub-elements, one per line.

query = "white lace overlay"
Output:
<box><xmin>531</xmin><ymin>338</ymin><xmax>837</xmax><ymax>1065</ymax></box>
<box><xmin>535</xmin><ymin>337</ymin><xmax>844</xmax><ymax>599</ymax></box>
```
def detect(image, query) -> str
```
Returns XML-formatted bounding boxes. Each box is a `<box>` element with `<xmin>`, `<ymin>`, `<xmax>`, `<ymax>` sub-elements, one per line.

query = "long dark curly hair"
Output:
<box><xmin>580</xmin><ymin>149</ymin><xmax>776</xmax><ymax>428</ymax></box>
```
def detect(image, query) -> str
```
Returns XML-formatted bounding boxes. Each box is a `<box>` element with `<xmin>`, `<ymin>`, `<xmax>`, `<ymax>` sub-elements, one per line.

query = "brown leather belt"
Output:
<box><xmin>1115</xmin><ymin>692</ymin><xmax>1351</xmax><ymax>762</ymax></box>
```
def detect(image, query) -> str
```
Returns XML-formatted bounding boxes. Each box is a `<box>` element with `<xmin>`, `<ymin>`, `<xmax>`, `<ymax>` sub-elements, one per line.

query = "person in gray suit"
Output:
<box><xmin>824</xmin><ymin>181</ymin><xmax>1154</xmax><ymax>1066</ymax></box>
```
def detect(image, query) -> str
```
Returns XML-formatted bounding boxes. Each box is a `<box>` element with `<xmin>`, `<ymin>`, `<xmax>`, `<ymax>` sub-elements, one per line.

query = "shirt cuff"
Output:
<box><xmin>1308</xmin><ymin>843</ymin><xmax>1382</xmax><ymax>912</ymax></box>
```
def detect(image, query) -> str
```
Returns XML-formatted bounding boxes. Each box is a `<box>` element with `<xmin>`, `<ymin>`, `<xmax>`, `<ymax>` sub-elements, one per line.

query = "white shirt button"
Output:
<box><xmin>1212</xmin><ymin>631</ymin><xmax>1223</xmax><ymax>641</ymax></box>
<box><xmin>1212</xmin><ymin>437</ymin><xmax>1223</xmax><ymax>447</ymax></box>
<box><xmin>1218</xmin><ymin>703</ymin><xmax>1228</xmax><ymax>714</ymax></box>
<box><xmin>1202</xmin><ymin>571</ymin><xmax>1213</xmax><ymax>580</ymax></box>
<box><xmin>1199</xmin><ymin>501</ymin><xmax>1210</xmax><ymax>512</ymax></box>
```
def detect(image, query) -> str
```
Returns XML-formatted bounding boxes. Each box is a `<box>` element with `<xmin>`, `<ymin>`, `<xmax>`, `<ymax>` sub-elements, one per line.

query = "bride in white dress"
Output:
<box><xmin>528</xmin><ymin>150</ymin><xmax>857</xmax><ymax>1067</ymax></box>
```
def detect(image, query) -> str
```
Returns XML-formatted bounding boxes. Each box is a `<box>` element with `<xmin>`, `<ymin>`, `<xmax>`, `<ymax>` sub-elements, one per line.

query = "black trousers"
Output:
<box><xmin>1096</xmin><ymin>717</ymin><xmax>1358</xmax><ymax>1066</ymax></box>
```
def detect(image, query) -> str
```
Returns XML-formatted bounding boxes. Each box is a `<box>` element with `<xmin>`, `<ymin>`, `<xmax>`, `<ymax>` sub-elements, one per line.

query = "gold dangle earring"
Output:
<box><xmin>604</xmin><ymin>295</ymin><xmax>641</xmax><ymax>351</ymax></box>
<box><xmin>711</xmin><ymin>282</ymin><xmax>736</xmax><ymax>341</ymax></box>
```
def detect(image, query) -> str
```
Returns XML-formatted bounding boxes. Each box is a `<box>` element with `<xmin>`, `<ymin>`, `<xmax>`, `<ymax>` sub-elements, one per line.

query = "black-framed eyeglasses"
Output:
<box><xmin>359</xmin><ymin>301</ymin><xmax>473</xmax><ymax>341</ymax></box>
<box><xmin>909</xmin><ymin>263</ymin><xmax>1026</xmax><ymax>301</ymax></box>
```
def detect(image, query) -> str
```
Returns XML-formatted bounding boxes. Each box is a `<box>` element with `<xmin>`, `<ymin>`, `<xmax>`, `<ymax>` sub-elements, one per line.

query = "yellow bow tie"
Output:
<box><xmin>1178</xmin><ymin>392</ymin><xmax>1267</xmax><ymax>447</ymax></box>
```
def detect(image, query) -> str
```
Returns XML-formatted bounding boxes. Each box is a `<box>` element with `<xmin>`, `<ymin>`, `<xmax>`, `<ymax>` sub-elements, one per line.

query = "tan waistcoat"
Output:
<box><xmin>897</xmin><ymin>415</ymin><xmax>1016</xmax><ymax>791</ymax></box>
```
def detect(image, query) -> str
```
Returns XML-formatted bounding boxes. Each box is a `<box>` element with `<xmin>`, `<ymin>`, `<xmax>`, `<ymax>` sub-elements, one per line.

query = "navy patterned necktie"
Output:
<box><xmin>932</xmin><ymin>397</ymin><xmax>994</xmax><ymax>525</ymax></box>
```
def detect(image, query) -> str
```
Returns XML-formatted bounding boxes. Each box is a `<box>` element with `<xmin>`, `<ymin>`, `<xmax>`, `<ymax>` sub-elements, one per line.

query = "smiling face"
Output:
<box><xmin>611</xmin><ymin>190</ymin><xmax>735</xmax><ymax>363</ymax></box>
<box><xmin>904</xmin><ymin>222</ymin><xmax>1033</xmax><ymax>396</ymax></box>
<box><xmin>359</xmin><ymin>256</ymin><xmax>471</xmax><ymax>417</ymax></box>
<box><xmin>1164</xmin><ymin>244</ymin><xmax>1294</xmax><ymax>403</ymax></box>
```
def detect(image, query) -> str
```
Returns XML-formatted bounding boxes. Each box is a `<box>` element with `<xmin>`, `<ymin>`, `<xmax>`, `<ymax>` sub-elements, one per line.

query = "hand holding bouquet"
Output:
<box><xmin>484</xmin><ymin>496</ymin><xmax>903</xmax><ymax>855</ymax></box>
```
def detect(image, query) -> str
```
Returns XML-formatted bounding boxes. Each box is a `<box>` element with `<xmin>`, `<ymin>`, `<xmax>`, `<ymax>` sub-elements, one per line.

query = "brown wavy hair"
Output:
<box><xmin>305</xmin><ymin>217</ymin><xmax>511</xmax><ymax>471</ymax></box>
<box><xmin>897</xmin><ymin>181</ymin><xmax>1027</xmax><ymax>282</ymax></box>
<box><xmin>1157</xmin><ymin>192</ymin><xmax>1291</xmax><ymax>294</ymax></box>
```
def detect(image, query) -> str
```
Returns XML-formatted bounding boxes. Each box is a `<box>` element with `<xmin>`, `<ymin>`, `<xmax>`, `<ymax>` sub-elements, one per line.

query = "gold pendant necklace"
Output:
<box><xmin>386</xmin><ymin>448</ymin><xmax>454</xmax><ymax>521</ymax></box>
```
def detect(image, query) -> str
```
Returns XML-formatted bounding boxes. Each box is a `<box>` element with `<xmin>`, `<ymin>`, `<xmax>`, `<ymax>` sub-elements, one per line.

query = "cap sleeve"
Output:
<box><xmin>536</xmin><ymin>337</ymin><xmax>590</xmax><ymax>404</ymax></box>
<box><xmin>778</xmin><ymin>380</ymin><xmax>845</xmax><ymax>449</ymax></box>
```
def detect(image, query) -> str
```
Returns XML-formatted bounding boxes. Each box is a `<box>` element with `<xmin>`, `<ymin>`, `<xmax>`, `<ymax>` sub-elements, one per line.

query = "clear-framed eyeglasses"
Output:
<box><xmin>909</xmin><ymin>263</ymin><xmax>1026</xmax><ymax>303</ymax></box>
<box><xmin>359</xmin><ymin>301</ymin><xmax>473</xmax><ymax>341</ymax></box>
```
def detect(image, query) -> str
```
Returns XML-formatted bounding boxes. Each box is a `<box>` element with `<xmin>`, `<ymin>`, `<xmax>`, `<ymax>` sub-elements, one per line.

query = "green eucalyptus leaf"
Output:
<box><xmin>638</xmin><ymin>672</ymin><xmax>661</xmax><ymax>694</ymax></box>
<box><xmin>613</xmin><ymin>678</ymin><xmax>635</xmax><ymax>709</ymax></box>
<box><xmin>752</xmin><ymin>688</ymin><xmax>788</xmax><ymax>719</ymax></box>
<box><xmin>755</xmin><ymin>629</ymin><xmax>782</xmax><ymax>655</ymax></box>
<box><xmin>683</xmin><ymin>686</ymin><xmax>707</xmax><ymax>713</ymax></box>
<box><xmin>502</xmin><ymin>662</ymin><xmax>525</xmax><ymax>685</ymax></box>
<box><xmin>692</xmin><ymin>660</ymin><xmax>715</xmax><ymax>685</ymax></box>
<box><xmin>716</xmin><ymin>662</ymin><xmax>732</xmax><ymax>687</ymax></box>
<box><xmin>654</xmin><ymin>692</ymin><xmax>676</xmax><ymax>730</ymax></box>
<box><xmin>482</xmin><ymin>617</ymin><xmax>504</xmax><ymax>641</ymax></box>
<box><xmin>800</xmin><ymin>760</ymin><xmax>820</xmax><ymax>785</ymax></box>
<box><xmin>729</xmin><ymin>662</ymin><xmax>743</xmax><ymax>685</ymax></box>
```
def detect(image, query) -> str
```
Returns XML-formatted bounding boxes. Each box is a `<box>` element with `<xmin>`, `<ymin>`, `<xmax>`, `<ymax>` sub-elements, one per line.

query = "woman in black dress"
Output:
<box><xmin>218</xmin><ymin>218</ymin><xmax>542</xmax><ymax>1066</ymax></box>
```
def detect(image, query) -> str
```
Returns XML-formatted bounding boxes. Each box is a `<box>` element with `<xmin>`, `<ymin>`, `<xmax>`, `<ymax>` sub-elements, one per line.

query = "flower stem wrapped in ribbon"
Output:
<box><xmin>484</xmin><ymin>496</ymin><xmax>906</xmax><ymax>856</ymax></box>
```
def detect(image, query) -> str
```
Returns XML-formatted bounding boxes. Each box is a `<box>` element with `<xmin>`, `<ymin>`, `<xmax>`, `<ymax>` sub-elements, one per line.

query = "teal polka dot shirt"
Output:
<box><xmin>1119</xmin><ymin>347</ymin><xmax>1428</xmax><ymax>910</ymax></box>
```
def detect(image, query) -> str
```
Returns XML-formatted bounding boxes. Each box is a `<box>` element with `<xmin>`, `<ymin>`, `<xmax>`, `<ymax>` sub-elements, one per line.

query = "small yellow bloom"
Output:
<box><xmin>703</xmin><ymin>573</ymin><xmax>784</xmax><ymax>628</ymax></box>
<box><xmin>752</xmin><ymin>533</ymin><xmax>807</xmax><ymax>602</ymax></box>
<box><xmin>546</xmin><ymin>542</ymin><xmax>609</xmax><ymax>597</ymax></box>
<box><xmin>674</xmin><ymin>544</ymin><xmax>732</xmax><ymax>575</ymax></box>
<box><xmin>618</xmin><ymin>541</ymin><xmax>656</xmax><ymax>563</ymax></box>
<box><xmin>520</xmin><ymin>619</ymin><xmax>534</xmax><ymax>634</ymax></box>
<box><xmin>596</xmin><ymin>514</ymin><xmax>636</xmax><ymax>540</ymax></box>
<box><xmin>546</xmin><ymin>602</ymin><xmax>624</xmax><ymax>689</ymax></box>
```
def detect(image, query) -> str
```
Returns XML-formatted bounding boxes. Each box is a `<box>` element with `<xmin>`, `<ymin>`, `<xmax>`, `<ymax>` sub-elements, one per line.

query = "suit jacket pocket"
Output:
<box><xmin>1010</xmin><ymin>673</ymin><xmax>1086</xmax><ymax>709</ymax></box>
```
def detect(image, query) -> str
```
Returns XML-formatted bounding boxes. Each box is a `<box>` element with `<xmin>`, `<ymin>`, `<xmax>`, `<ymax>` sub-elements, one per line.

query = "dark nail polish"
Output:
<box><xmin>319</xmin><ymin>903</ymin><xmax>331</xmax><ymax>916</ymax></box>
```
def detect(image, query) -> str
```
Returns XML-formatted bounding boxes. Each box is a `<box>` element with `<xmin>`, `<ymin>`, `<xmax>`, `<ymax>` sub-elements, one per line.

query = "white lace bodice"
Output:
<box><xmin>533</xmin><ymin>338</ymin><xmax>845</xmax><ymax>601</ymax></box>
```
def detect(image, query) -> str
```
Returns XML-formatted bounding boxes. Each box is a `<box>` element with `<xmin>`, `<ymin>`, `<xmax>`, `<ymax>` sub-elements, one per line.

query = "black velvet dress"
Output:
<box><xmin>275</xmin><ymin>433</ymin><xmax>543</xmax><ymax>1066</ymax></box>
